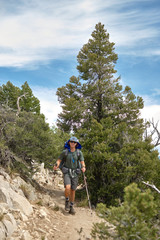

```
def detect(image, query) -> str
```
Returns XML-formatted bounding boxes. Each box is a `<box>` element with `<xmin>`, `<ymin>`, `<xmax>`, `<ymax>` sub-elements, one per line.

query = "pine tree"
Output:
<box><xmin>0</xmin><ymin>81</ymin><xmax>20</xmax><ymax>109</ymax></box>
<box><xmin>57</xmin><ymin>23</ymin><xmax>122</xmax><ymax>130</ymax></box>
<box><xmin>20</xmin><ymin>81</ymin><xmax>40</xmax><ymax>114</ymax></box>
<box><xmin>57</xmin><ymin>76</ymin><xmax>84</xmax><ymax>132</ymax></box>
<box><xmin>56</xmin><ymin>22</ymin><xmax>160</xmax><ymax>206</ymax></box>
<box><xmin>0</xmin><ymin>81</ymin><xmax>40</xmax><ymax>114</ymax></box>
<box><xmin>77</xmin><ymin>22</ymin><xmax>118</xmax><ymax>123</ymax></box>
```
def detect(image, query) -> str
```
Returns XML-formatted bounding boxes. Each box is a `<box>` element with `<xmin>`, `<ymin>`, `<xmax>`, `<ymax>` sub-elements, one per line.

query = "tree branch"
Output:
<box><xmin>142</xmin><ymin>181</ymin><xmax>160</xmax><ymax>194</ymax></box>
<box><xmin>16</xmin><ymin>93</ymin><xmax>27</xmax><ymax>117</ymax></box>
<box><xmin>144</xmin><ymin>118</ymin><xmax>160</xmax><ymax>147</ymax></box>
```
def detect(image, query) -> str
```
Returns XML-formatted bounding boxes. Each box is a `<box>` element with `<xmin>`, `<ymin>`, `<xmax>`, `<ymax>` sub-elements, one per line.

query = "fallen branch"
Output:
<box><xmin>142</xmin><ymin>181</ymin><xmax>160</xmax><ymax>194</ymax></box>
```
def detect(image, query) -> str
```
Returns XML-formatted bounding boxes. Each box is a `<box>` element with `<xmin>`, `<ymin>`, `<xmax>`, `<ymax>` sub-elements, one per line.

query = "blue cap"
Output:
<box><xmin>69</xmin><ymin>136</ymin><xmax>79</xmax><ymax>143</ymax></box>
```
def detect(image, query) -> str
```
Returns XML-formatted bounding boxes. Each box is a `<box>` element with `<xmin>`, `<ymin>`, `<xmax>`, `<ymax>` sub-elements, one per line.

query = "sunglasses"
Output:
<box><xmin>70</xmin><ymin>141</ymin><xmax>77</xmax><ymax>144</ymax></box>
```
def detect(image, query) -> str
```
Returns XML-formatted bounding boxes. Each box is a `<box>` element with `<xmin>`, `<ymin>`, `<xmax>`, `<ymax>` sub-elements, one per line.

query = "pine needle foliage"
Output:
<box><xmin>56</xmin><ymin>22</ymin><xmax>160</xmax><ymax>206</ymax></box>
<box><xmin>92</xmin><ymin>183</ymin><xmax>160</xmax><ymax>240</ymax></box>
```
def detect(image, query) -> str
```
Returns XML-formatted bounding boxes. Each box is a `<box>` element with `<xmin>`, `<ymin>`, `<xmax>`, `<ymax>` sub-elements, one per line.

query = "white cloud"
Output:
<box><xmin>140</xmin><ymin>105</ymin><xmax>160</xmax><ymax>123</ymax></box>
<box><xmin>140</xmin><ymin>104</ymin><xmax>160</xmax><ymax>155</ymax></box>
<box><xmin>32</xmin><ymin>86</ymin><xmax>61</xmax><ymax>126</ymax></box>
<box><xmin>139</xmin><ymin>91</ymin><xmax>160</xmax><ymax>123</ymax></box>
<box><xmin>0</xmin><ymin>0</ymin><xmax>160</xmax><ymax>68</ymax></box>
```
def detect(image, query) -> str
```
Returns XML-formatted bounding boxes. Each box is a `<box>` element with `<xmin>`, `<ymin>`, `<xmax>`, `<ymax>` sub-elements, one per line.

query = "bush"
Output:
<box><xmin>92</xmin><ymin>183</ymin><xmax>159</xmax><ymax>240</ymax></box>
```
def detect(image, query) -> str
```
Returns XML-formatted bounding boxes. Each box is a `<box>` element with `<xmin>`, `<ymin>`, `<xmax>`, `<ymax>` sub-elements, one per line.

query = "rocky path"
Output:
<box><xmin>50</xmin><ymin>187</ymin><xmax>102</xmax><ymax>240</ymax></box>
<box><xmin>0</xmin><ymin>165</ymin><xmax>104</xmax><ymax>240</ymax></box>
<box><xmin>11</xmin><ymin>183</ymin><xmax>102</xmax><ymax>240</ymax></box>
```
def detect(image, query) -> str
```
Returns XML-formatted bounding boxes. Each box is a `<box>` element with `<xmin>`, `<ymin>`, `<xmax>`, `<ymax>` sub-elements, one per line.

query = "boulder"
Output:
<box><xmin>0</xmin><ymin>175</ymin><xmax>33</xmax><ymax>216</ymax></box>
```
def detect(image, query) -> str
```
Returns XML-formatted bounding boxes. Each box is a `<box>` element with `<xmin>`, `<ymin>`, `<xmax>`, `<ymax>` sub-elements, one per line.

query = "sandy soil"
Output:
<box><xmin>47</xmin><ymin>186</ymin><xmax>102</xmax><ymax>240</ymax></box>
<box><xmin>11</xmin><ymin>183</ymin><xmax>103</xmax><ymax>240</ymax></box>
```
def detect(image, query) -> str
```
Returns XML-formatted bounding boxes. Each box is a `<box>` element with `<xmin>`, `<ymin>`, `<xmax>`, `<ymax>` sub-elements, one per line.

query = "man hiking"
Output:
<box><xmin>53</xmin><ymin>136</ymin><xmax>86</xmax><ymax>215</ymax></box>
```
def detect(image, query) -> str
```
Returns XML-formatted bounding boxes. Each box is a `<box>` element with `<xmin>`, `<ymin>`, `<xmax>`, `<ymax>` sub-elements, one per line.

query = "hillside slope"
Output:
<box><xmin>0</xmin><ymin>165</ymin><xmax>104</xmax><ymax>240</ymax></box>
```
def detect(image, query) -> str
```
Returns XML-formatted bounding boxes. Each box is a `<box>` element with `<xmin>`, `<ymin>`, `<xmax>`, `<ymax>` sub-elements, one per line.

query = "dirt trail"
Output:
<box><xmin>11</xmin><ymin>182</ymin><xmax>103</xmax><ymax>240</ymax></box>
<box><xmin>49</xmin><ymin>185</ymin><xmax>102</xmax><ymax>240</ymax></box>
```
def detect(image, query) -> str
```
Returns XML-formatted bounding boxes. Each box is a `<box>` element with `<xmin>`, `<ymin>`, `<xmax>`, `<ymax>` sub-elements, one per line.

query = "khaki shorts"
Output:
<box><xmin>63</xmin><ymin>173</ymin><xmax>79</xmax><ymax>190</ymax></box>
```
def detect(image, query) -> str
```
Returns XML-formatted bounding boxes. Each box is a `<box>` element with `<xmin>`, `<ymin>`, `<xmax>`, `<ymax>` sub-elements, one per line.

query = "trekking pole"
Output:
<box><xmin>83</xmin><ymin>172</ymin><xmax>92</xmax><ymax>214</ymax></box>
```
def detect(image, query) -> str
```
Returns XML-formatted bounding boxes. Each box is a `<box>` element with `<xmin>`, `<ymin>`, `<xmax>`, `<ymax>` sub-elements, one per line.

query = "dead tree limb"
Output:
<box><xmin>142</xmin><ymin>181</ymin><xmax>160</xmax><ymax>194</ymax></box>
<box><xmin>144</xmin><ymin>118</ymin><xmax>160</xmax><ymax>147</ymax></box>
<box><xmin>16</xmin><ymin>93</ymin><xmax>27</xmax><ymax>117</ymax></box>
<box><xmin>149</xmin><ymin>118</ymin><xmax>160</xmax><ymax>147</ymax></box>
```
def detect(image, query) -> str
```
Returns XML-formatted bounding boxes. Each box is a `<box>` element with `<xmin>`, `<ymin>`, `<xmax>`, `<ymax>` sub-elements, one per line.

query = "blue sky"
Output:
<box><xmin>0</xmin><ymin>0</ymin><xmax>160</xmax><ymax>138</ymax></box>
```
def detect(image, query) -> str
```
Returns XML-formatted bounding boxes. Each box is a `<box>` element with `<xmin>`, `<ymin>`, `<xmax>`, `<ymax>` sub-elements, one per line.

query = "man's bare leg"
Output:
<box><xmin>65</xmin><ymin>184</ymin><xmax>71</xmax><ymax>198</ymax></box>
<box><xmin>65</xmin><ymin>185</ymin><xmax>71</xmax><ymax>211</ymax></box>
<box><xmin>70</xmin><ymin>189</ymin><xmax>75</xmax><ymax>203</ymax></box>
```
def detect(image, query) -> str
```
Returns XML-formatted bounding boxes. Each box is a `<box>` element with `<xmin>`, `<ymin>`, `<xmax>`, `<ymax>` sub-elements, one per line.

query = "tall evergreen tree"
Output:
<box><xmin>57</xmin><ymin>23</ymin><xmax>160</xmax><ymax>205</ymax></box>
<box><xmin>57</xmin><ymin>23</ymin><xmax>122</xmax><ymax>130</ymax></box>
<box><xmin>77</xmin><ymin>22</ymin><xmax>119</xmax><ymax>123</ymax></box>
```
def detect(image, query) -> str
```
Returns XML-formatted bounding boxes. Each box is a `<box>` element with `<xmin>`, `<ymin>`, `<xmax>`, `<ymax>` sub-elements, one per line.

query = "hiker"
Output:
<box><xmin>53</xmin><ymin>136</ymin><xmax>86</xmax><ymax>215</ymax></box>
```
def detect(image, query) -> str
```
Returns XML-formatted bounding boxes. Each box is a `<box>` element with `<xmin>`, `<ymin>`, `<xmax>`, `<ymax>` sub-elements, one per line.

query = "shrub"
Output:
<box><xmin>92</xmin><ymin>183</ymin><xmax>159</xmax><ymax>240</ymax></box>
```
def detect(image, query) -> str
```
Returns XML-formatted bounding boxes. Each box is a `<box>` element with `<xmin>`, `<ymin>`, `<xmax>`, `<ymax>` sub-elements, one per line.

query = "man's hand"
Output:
<box><xmin>53</xmin><ymin>163</ymin><xmax>58</xmax><ymax>171</ymax></box>
<box><xmin>53</xmin><ymin>159</ymin><xmax>61</xmax><ymax>171</ymax></box>
<box><xmin>81</xmin><ymin>166</ymin><xmax>86</xmax><ymax>173</ymax></box>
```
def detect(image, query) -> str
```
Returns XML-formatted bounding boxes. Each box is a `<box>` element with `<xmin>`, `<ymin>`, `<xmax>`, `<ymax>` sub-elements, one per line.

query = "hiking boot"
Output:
<box><xmin>65</xmin><ymin>200</ymin><xmax>70</xmax><ymax>211</ymax></box>
<box><xmin>69</xmin><ymin>206</ymin><xmax>75</xmax><ymax>215</ymax></box>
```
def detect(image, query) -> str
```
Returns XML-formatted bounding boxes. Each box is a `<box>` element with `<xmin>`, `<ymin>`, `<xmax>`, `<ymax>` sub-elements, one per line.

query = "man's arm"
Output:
<box><xmin>80</xmin><ymin>160</ymin><xmax>86</xmax><ymax>172</ymax></box>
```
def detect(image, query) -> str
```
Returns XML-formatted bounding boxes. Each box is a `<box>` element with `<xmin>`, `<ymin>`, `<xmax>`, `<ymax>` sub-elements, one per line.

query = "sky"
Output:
<box><xmin>0</xmin><ymin>0</ymin><xmax>160</xmax><ymax>144</ymax></box>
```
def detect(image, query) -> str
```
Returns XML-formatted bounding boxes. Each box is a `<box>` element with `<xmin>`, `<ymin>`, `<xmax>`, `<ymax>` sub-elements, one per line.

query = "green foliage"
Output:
<box><xmin>0</xmin><ymin>81</ymin><xmax>40</xmax><ymax>114</ymax></box>
<box><xmin>77</xmin><ymin>117</ymin><xmax>160</xmax><ymax>206</ymax></box>
<box><xmin>0</xmin><ymin>81</ymin><xmax>70</xmax><ymax>171</ymax></box>
<box><xmin>20</xmin><ymin>81</ymin><xmax>40</xmax><ymax>114</ymax></box>
<box><xmin>0</xmin><ymin>81</ymin><xmax>20</xmax><ymax>109</ymax></box>
<box><xmin>3</xmin><ymin>111</ymin><xmax>69</xmax><ymax>168</ymax></box>
<box><xmin>57</xmin><ymin>76</ymin><xmax>85</xmax><ymax>132</ymax></box>
<box><xmin>92</xmin><ymin>183</ymin><xmax>159</xmax><ymax>240</ymax></box>
<box><xmin>56</xmin><ymin>22</ymin><xmax>160</xmax><ymax>207</ymax></box>
<box><xmin>77</xmin><ymin>22</ymin><xmax>118</xmax><ymax>82</ymax></box>
<box><xmin>57</xmin><ymin>23</ymin><xmax>122</xmax><ymax>130</ymax></box>
<box><xmin>12</xmin><ymin>160</ymin><xmax>31</xmax><ymax>181</ymax></box>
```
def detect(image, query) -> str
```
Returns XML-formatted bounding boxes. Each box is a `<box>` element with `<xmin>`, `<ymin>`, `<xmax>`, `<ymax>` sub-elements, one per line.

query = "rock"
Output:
<box><xmin>49</xmin><ymin>202</ymin><xmax>56</xmax><ymax>209</ymax></box>
<box><xmin>0</xmin><ymin>222</ymin><xmax>6</xmax><ymax>240</ymax></box>
<box><xmin>11</xmin><ymin>176</ymin><xmax>37</xmax><ymax>201</ymax></box>
<box><xmin>10</xmin><ymin>191</ymin><xmax>33</xmax><ymax>216</ymax></box>
<box><xmin>0</xmin><ymin>204</ymin><xmax>17</xmax><ymax>239</ymax></box>
<box><xmin>21</xmin><ymin>230</ymin><xmax>33</xmax><ymax>240</ymax></box>
<box><xmin>0</xmin><ymin>187</ymin><xmax>13</xmax><ymax>206</ymax></box>
<box><xmin>32</xmin><ymin>162</ymin><xmax>53</xmax><ymax>186</ymax></box>
<box><xmin>2</xmin><ymin>213</ymin><xmax>17</xmax><ymax>238</ymax></box>
<box><xmin>39</xmin><ymin>208</ymin><xmax>47</xmax><ymax>218</ymax></box>
<box><xmin>19</xmin><ymin>212</ymin><xmax>28</xmax><ymax>221</ymax></box>
<box><xmin>0</xmin><ymin>175</ymin><xmax>33</xmax><ymax>216</ymax></box>
<box><xmin>0</xmin><ymin>168</ymin><xmax>11</xmax><ymax>182</ymax></box>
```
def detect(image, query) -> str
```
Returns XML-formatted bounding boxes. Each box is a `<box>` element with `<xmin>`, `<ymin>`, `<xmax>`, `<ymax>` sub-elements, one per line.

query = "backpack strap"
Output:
<box><xmin>59</xmin><ymin>149</ymin><xmax>68</xmax><ymax>169</ymax></box>
<box><xmin>76</xmin><ymin>149</ymin><xmax>81</xmax><ymax>168</ymax></box>
<box><xmin>60</xmin><ymin>148</ymin><xmax>81</xmax><ymax>170</ymax></box>
<box><xmin>65</xmin><ymin>148</ymin><xmax>80</xmax><ymax>158</ymax></box>
<box><xmin>65</xmin><ymin>148</ymin><xmax>69</xmax><ymax>156</ymax></box>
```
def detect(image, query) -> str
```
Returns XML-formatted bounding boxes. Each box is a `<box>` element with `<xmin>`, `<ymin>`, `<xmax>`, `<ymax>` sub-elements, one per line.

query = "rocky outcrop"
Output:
<box><xmin>32</xmin><ymin>161</ymin><xmax>63</xmax><ymax>188</ymax></box>
<box><xmin>0</xmin><ymin>169</ymin><xmax>33</xmax><ymax>239</ymax></box>
<box><xmin>0</xmin><ymin>163</ymin><xmax>63</xmax><ymax>240</ymax></box>
<box><xmin>0</xmin><ymin>163</ymin><xmax>101</xmax><ymax>240</ymax></box>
